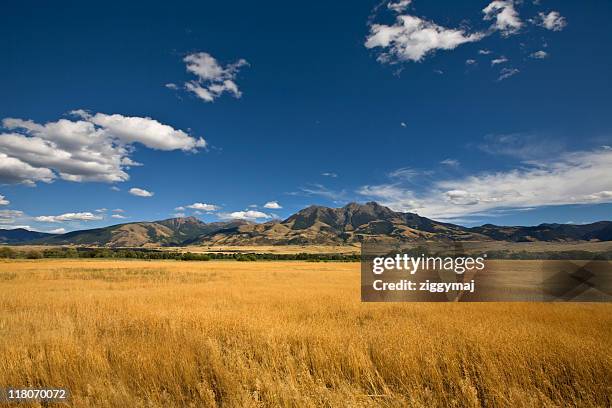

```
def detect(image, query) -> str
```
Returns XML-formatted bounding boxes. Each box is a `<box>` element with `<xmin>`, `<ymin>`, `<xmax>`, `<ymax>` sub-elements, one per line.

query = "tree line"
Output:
<box><xmin>0</xmin><ymin>247</ymin><xmax>361</xmax><ymax>262</ymax></box>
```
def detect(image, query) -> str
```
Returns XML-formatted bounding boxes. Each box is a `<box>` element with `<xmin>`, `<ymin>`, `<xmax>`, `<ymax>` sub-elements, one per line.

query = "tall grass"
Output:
<box><xmin>0</xmin><ymin>259</ymin><xmax>610</xmax><ymax>407</ymax></box>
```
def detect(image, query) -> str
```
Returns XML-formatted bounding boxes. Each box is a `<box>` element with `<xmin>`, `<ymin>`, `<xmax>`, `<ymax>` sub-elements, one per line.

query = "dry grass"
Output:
<box><xmin>0</xmin><ymin>259</ymin><xmax>610</xmax><ymax>407</ymax></box>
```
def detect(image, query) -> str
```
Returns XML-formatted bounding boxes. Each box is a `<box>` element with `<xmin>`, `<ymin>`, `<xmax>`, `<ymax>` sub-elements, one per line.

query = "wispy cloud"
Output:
<box><xmin>498</xmin><ymin>67</ymin><xmax>519</xmax><ymax>81</ymax></box>
<box><xmin>297</xmin><ymin>183</ymin><xmax>348</xmax><ymax>202</ymax></box>
<box><xmin>359</xmin><ymin>148</ymin><xmax>612</xmax><ymax>221</ymax></box>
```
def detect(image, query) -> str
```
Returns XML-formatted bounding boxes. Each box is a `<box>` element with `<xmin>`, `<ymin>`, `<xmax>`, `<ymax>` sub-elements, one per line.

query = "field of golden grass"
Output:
<box><xmin>0</xmin><ymin>259</ymin><xmax>610</xmax><ymax>407</ymax></box>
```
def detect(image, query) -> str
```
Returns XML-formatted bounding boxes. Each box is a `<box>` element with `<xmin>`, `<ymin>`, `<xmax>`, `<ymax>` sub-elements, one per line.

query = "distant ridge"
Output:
<box><xmin>1</xmin><ymin>202</ymin><xmax>611</xmax><ymax>247</ymax></box>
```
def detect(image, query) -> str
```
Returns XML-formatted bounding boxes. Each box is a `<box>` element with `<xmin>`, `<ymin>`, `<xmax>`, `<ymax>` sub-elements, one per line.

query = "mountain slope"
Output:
<box><xmin>469</xmin><ymin>221</ymin><xmax>612</xmax><ymax>242</ymax></box>
<box><xmin>198</xmin><ymin>202</ymin><xmax>489</xmax><ymax>245</ymax></box>
<box><xmin>0</xmin><ymin>228</ymin><xmax>56</xmax><ymax>244</ymax></box>
<box><xmin>4</xmin><ymin>203</ymin><xmax>611</xmax><ymax>247</ymax></box>
<box><xmin>36</xmin><ymin>217</ymin><xmax>250</xmax><ymax>247</ymax></box>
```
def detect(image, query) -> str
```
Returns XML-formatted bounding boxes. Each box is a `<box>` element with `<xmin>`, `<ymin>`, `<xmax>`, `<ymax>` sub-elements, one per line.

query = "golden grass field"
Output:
<box><xmin>0</xmin><ymin>259</ymin><xmax>610</xmax><ymax>407</ymax></box>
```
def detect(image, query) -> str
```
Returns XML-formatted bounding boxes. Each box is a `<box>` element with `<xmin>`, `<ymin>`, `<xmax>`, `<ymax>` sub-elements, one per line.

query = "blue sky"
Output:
<box><xmin>1</xmin><ymin>0</ymin><xmax>611</xmax><ymax>232</ymax></box>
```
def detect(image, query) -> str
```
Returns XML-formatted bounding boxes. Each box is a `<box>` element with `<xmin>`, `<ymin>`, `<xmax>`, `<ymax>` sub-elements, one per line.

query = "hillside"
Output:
<box><xmin>0</xmin><ymin>228</ymin><xmax>56</xmax><ymax>244</ymax></box>
<box><xmin>34</xmin><ymin>217</ymin><xmax>249</xmax><ymax>247</ymax></box>
<box><xmin>199</xmin><ymin>202</ymin><xmax>488</xmax><ymax>245</ymax></box>
<box><xmin>2</xmin><ymin>202</ymin><xmax>611</xmax><ymax>247</ymax></box>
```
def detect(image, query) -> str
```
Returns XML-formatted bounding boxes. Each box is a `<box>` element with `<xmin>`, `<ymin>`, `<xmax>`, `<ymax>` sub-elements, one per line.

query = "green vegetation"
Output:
<box><xmin>0</xmin><ymin>246</ymin><xmax>360</xmax><ymax>262</ymax></box>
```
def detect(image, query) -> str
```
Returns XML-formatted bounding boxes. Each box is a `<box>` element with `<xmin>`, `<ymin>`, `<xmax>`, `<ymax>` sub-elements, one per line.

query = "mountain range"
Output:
<box><xmin>2</xmin><ymin>202</ymin><xmax>611</xmax><ymax>247</ymax></box>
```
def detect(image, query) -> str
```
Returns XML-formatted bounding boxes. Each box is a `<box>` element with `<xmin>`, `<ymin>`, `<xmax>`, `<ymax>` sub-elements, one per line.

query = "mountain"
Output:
<box><xmin>32</xmin><ymin>217</ymin><xmax>250</xmax><ymax>247</ymax></box>
<box><xmin>198</xmin><ymin>202</ymin><xmax>488</xmax><ymax>245</ymax></box>
<box><xmin>2</xmin><ymin>203</ymin><xmax>611</xmax><ymax>247</ymax></box>
<box><xmin>0</xmin><ymin>228</ymin><xmax>56</xmax><ymax>244</ymax></box>
<box><xmin>469</xmin><ymin>221</ymin><xmax>612</xmax><ymax>242</ymax></box>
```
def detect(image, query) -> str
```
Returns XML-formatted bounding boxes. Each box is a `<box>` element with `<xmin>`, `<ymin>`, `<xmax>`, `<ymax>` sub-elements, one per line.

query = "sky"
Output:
<box><xmin>1</xmin><ymin>0</ymin><xmax>611</xmax><ymax>233</ymax></box>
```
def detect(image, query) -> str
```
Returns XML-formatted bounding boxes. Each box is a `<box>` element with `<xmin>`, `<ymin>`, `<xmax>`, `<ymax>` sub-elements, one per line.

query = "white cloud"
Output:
<box><xmin>181</xmin><ymin>52</ymin><xmax>249</xmax><ymax>102</ymax></box>
<box><xmin>365</xmin><ymin>15</ymin><xmax>484</xmax><ymax>63</ymax></box>
<box><xmin>483</xmin><ymin>1</ymin><xmax>523</xmax><ymax>36</ymax></box>
<box><xmin>536</xmin><ymin>11</ymin><xmax>567</xmax><ymax>31</ymax></box>
<box><xmin>298</xmin><ymin>184</ymin><xmax>348</xmax><ymax>202</ymax></box>
<box><xmin>359</xmin><ymin>148</ymin><xmax>612</xmax><ymax>221</ymax></box>
<box><xmin>35</xmin><ymin>212</ymin><xmax>103</xmax><ymax>223</ymax></box>
<box><xmin>321</xmin><ymin>172</ymin><xmax>338</xmax><ymax>178</ymax></box>
<box><xmin>95</xmin><ymin>208</ymin><xmax>107</xmax><ymax>213</ymax></box>
<box><xmin>165</xmin><ymin>83</ymin><xmax>178</xmax><ymax>90</ymax></box>
<box><xmin>491</xmin><ymin>56</ymin><xmax>508</xmax><ymax>65</ymax></box>
<box><xmin>110</xmin><ymin>186</ymin><xmax>120</xmax><ymax>191</ymax></box>
<box><xmin>0</xmin><ymin>225</ymin><xmax>32</xmax><ymax>230</ymax></box>
<box><xmin>76</xmin><ymin>111</ymin><xmax>206</xmax><ymax>151</ymax></box>
<box><xmin>186</xmin><ymin>202</ymin><xmax>219</xmax><ymax>211</ymax></box>
<box><xmin>173</xmin><ymin>212</ymin><xmax>186</xmax><ymax>218</ymax></box>
<box><xmin>530</xmin><ymin>50</ymin><xmax>548</xmax><ymax>59</ymax></box>
<box><xmin>263</xmin><ymin>201</ymin><xmax>282</xmax><ymax>209</ymax></box>
<box><xmin>466</xmin><ymin>59</ymin><xmax>477</xmax><ymax>65</ymax></box>
<box><xmin>129</xmin><ymin>188</ymin><xmax>154</xmax><ymax>197</ymax></box>
<box><xmin>221</xmin><ymin>210</ymin><xmax>271</xmax><ymax>221</ymax></box>
<box><xmin>111</xmin><ymin>214</ymin><xmax>127</xmax><ymax>219</ymax></box>
<box><xmin>112</xmin><ymin>208</ymin><xmax>124</xmax><ymax>213</ymax></box>
<box><xmin>0</xmin><ymin>209</ymin><xmax>24</xmax><ymax>223</ymax></box>
<box><xmin>440</xmin><ymin>158</ymin><xmax>460</xmax><ymax>167</ymax></box>
<box><xmin>0</xmin><ymin>112</ymin><xmax>205</xmax><ymax>185</ymax></box>
<box><xmin>400</xmin><ymin>122</ymin><xmax>407</xmax><ymax>127</ymax></box>
<box><xmin>0</xmin><ymin>152</ymin><xmax>55</xmax><ymax>185</ymax></box>
<box><xmin>388</xmin><ymin>167</ymin><xmax>420</xmax><ymax>180</ymax></box>
<box><xmin>0</xmin><ymin>195</ymin><xmax>8</xmax><ymax>205</ymax></box>
<box><xmin>498</xmin><ymin>67</ymin><xmax>519</xmax><ymax>81</ymax></box>
<box><xmin>478</xmin><ymin>49</ymin><xmax>492</xmax><ymax>55</ymax></box>
<box><xmin>387</xmin><ymin>0</ymin><xmax>411</xmax><ymax>13</ymax></box>
<box><xmin>49</xmin><ymin>228</ymin><xmax>66</xmax><ymax>234</ymax></box>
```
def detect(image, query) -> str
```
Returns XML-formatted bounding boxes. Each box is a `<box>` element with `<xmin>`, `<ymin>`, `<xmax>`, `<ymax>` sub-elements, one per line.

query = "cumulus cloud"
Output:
<box><xmin>221</xmin><ymin>210</ymin><xmax>271</xmax><ymax>221</ymax></box>
<box><xmin>186</xmin><ymin>202</ymin><xmax>219</xmax><ymax>211</ymax></box>
<box><xmin>491</xmin><ymin>56</ymin><xmax>508</xmax><ymax>65</ymax></box>
<box><xmin>129</xmin><ymin>188</ymin><xmax>154</xmax><ymax>197</ymax></box>
<box><xmin>180</xmin><ymin>52</ymin><xmax>249</xmax><ymax>102</ymax></box>
<box><xmin>263</xmin><ymin>201</ymin><xmax>282</xmax><ymax>209</ymax></box>
<box><xmin>49</xmin><ymin>228</ymin><xmax>66</xmax><ymax>234</ymax></box>
<box><xmin>530</xmin><ymin>50</ymin><xmax>548</xmax><ymax>59</ymax></box>
<box><xmin>483</xmin><ymin>1</ymin><xmax>523</xmax><ymax>36</ymax></box>
<box><xmin>0</xmin><ymin>194</ymin><xmax>8</xmax><ymax>205</ymax></box>
<box><xmin>535</xmin><ymin>11</ymin><xmax>567</xmax><ymax>31</ymax></box>
<box><xmin>35</xmin><ymin>212</ymin><xmax>103</xmax><ymax>223</ymax></box>
<box><xmin>387</xmin><ymin>0</ymin><xmax>411</xmax><ymax>13</ymax></box>
<box><xmin>0</xmin><ymin>112</ymin><xmax>205</xmax><ymax>185</ymax></box>
<box><xmin>365</xmin><ymin>15</ymin><xmax>484</xmax><ymax>63</ymax></box>
<box><xmin>358</xmin><ymin>148</ymin><xmax>612</xmax><ymax>221</ymax></box>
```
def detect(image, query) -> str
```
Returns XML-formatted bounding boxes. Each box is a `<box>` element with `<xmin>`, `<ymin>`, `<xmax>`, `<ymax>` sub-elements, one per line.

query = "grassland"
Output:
<box><xmin>0</xmin><ymin>259</ymin><xmax>610</xmax><ymax>407</ymax></box>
